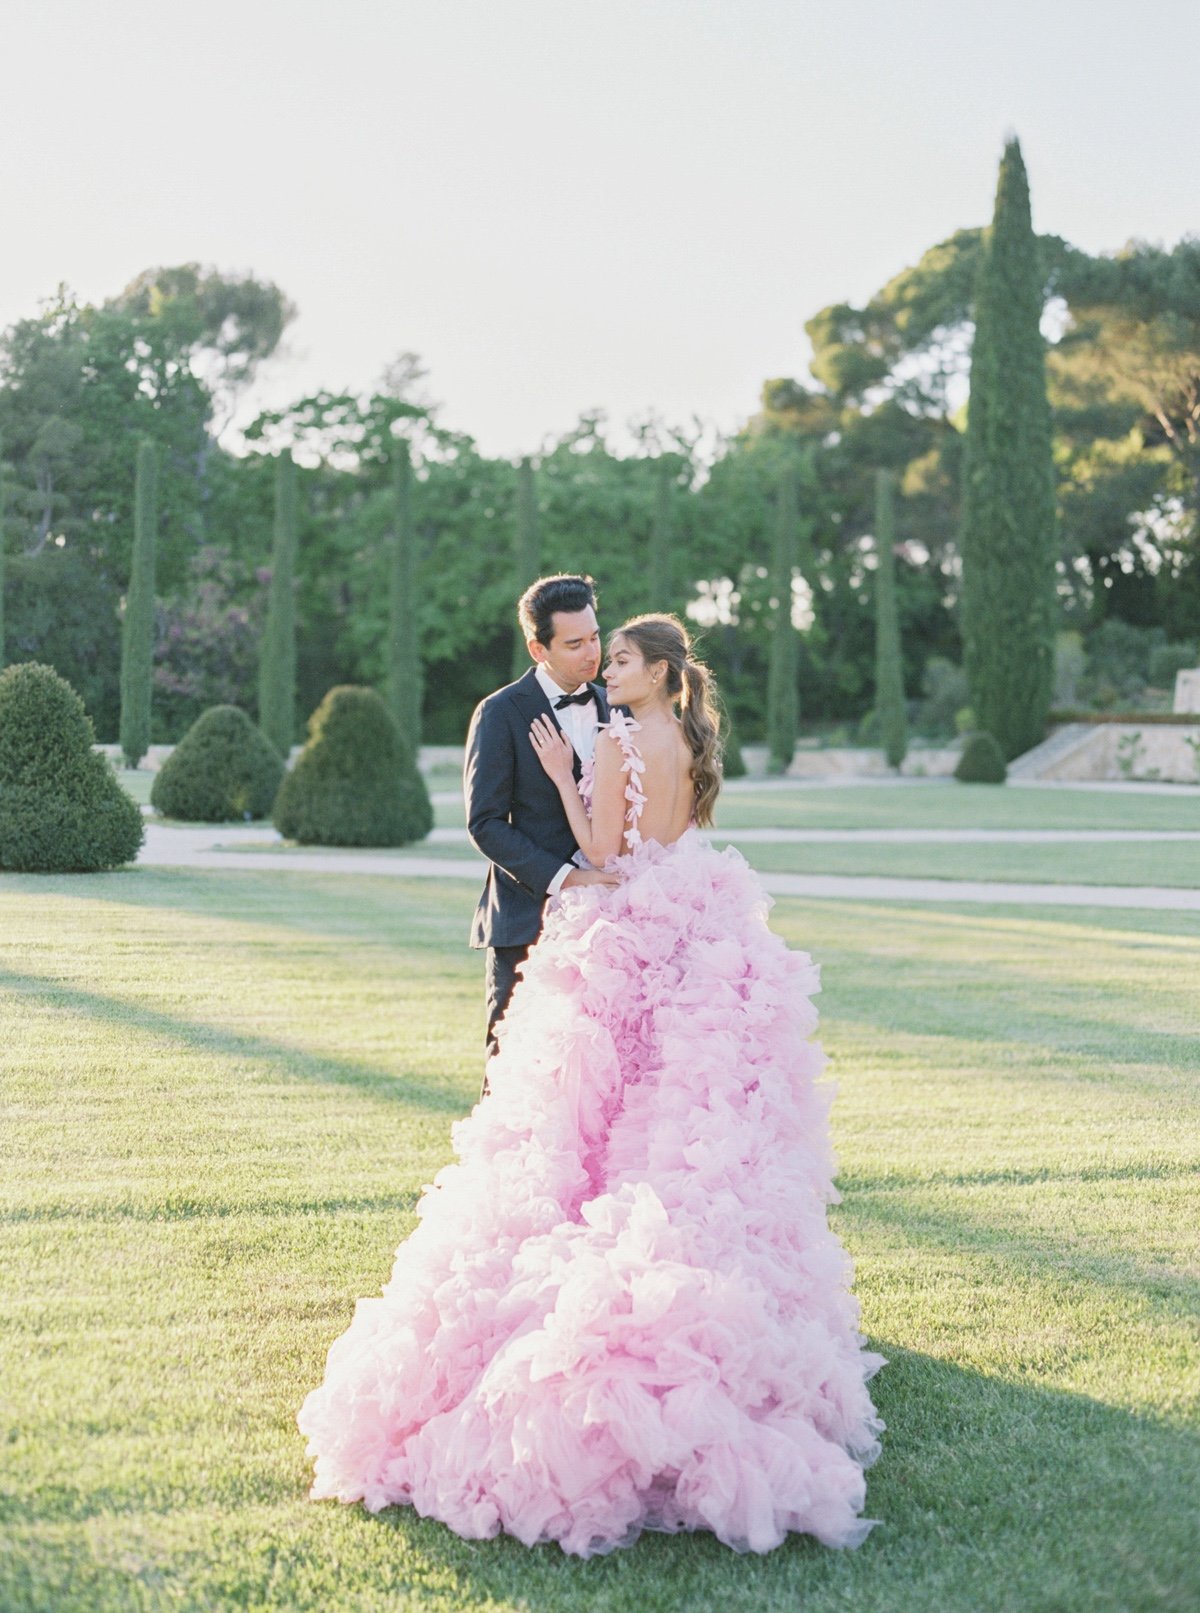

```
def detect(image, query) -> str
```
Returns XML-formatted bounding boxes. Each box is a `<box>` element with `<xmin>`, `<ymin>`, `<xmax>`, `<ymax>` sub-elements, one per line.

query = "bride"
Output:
<box><xmin>297</xmin><ymin>613</ymin><xmax>885</xmax><ymax>1557</ymax></box>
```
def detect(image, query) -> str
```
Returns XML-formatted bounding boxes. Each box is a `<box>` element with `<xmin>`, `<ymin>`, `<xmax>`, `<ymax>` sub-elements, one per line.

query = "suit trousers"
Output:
<box><xmin>482</xmin><ymin>943</ymin><xmax>531</xmax><ymax>1096</ymax></box>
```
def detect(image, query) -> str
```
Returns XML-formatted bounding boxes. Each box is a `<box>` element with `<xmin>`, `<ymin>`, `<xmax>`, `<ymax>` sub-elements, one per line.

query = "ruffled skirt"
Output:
<box><xmin>297</xmin><ymin>830</ymin><xmax>884</xmax><ymax>1556</ymax></box>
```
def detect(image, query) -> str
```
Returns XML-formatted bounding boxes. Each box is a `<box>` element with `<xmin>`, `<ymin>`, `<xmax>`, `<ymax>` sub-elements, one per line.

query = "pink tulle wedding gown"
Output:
<box><xmin>297</xmin><ymin>712</ymin><xmax>885</xmax><ymax>1556</ymax></box>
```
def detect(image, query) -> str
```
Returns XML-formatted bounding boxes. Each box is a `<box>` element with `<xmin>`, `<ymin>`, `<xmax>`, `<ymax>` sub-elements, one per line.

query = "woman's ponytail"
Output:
<box><xmin>680</xmin><ymin>658</ymin><xmax>721</xmax><ymax>827</ymax></box>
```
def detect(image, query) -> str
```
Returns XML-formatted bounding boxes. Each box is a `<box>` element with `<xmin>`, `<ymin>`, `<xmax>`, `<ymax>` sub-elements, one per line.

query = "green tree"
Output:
<box><xmin>119</xmin><ymin>439</ymin><xmax>158</xmax><ymax>767</ymax></box>
<box><xmin>0</xmin><ymin>429</ymin><xmax>6</xmax><ymax>668</ymax></box>
<box><xmin>258</xmin><ymin>451</ymin><xmax>298</xmax><ymax>755</ymax></box>
<box><xmin>766</xmin><ymin>462</ymin><xmax>801</xmax><ymax>773</ymax></box>
<box><xmin>874</xmin><ymin>469</ymin><xmax>908</xmax><ymax>769</ymax></box>
<box><xmin>960</xmin><ymin>138</ymin><xmax>1058</xmax><ymax>759</ymax></box>
<box><xmin>511</xmin><ymin>457</ymin><xmax>540</xmax><ymax>677</ymax></box>
<box><xmin>649</xmin><ymin>460</ymin><xmax>673</xmax><ymax>611</ymax></box>
<box><xmin>386</xmin><ymin>440</ymin><xmax>423</xmax><ymax>747</ymax></box>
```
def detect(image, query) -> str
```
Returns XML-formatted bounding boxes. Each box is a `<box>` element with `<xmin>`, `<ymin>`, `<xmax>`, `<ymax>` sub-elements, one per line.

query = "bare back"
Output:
<box><xmin>624</xmin><ymin>718</ymin><xmax>695</xmax><ymax>848</ymax></box>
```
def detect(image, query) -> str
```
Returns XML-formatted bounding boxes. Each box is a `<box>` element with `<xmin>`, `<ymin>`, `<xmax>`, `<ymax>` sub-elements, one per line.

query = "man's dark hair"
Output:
<box><xmin>517</xmin><ymin>575</ymin><xmax>597</xmax><ymax>648</ymax></box>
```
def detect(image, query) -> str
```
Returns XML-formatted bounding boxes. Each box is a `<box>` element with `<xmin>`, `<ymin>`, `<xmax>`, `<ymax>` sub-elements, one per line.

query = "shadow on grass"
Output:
<box><xmin>0</xmin><ymin>964</ymin><xmax>466</xmax><ymax>1117</ymax></box>
<box><xmin>7</xmin><ymin>1351</ymin><xmax>1193</xmax><ymax>1613</ymax></box>
<box><xmin>842</xmin><ymin>1186</ymin><xmax>1199</xmax><ymax>1324</ymax></box>
<box><xmin>324</xmin><ymin>1350</ymin><xmax>1197</xmax><ymax>1613</ymax></box>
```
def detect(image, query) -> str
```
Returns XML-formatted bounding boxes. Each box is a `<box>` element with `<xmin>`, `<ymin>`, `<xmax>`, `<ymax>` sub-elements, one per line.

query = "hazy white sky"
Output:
<box><xmin>3</xmin><ymin>0</ymin><xmax>1197</xmax><ymax>457</ymax></box>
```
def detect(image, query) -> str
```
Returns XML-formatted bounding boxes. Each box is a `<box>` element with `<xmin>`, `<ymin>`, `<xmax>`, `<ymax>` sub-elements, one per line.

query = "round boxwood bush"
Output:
<box><xmin>151</xmin><ymin>705</ymin><xmax>284</xmax><ymax>822</ymax></box>
<box><xmin>0</xmin><ymin>662</ymin><xmax>145</xmax><ymax>872</ymax></box>
<box><xmin>955</xmin><ymin>730</ymin><xmax>1008</xmax><ymax>784</ymax></box>
<box><xmin>273</xmin><ymin>685</ymin><xmax>432</xmax><ymax>846</ymax></box>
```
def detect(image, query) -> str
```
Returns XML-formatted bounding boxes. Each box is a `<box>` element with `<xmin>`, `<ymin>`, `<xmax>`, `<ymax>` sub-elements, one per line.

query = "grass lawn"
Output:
<box><xmin>1</xmin><ymin>867</ymin><xmax>1196</xmax><ymax>1612</ymax></box>
<box><xmin>428</xmin><ymin>780</ymin><xmax>1200</xmax><ymax>834</ymax></box>
<box><xmin>712</xmin><ymin>838</ymin><xmax>1200</xmax><ymax>888</ymax></box>
<box><xmin>711</xmin><ymin>782</ymin><xmax>1200</xmax><ymax>833</ymax></box>
<box><xmin>115</xmin><ymin>768</ymin><xmax>153</xmax><ymax>806</ymax></box>
<box><xmin>197</xmin><ymin>830</ymin><xmax>1200</xmax><ymax>889</ymax></box>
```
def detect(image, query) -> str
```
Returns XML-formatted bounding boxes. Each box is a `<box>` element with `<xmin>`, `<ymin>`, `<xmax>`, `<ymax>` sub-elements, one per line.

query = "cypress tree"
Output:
<box><xmin>874</xmin><ymin>468</ymin><xmax>908</xmax><ymax>770</ymax></box>
<box><xmin>649</xmin><ymin>460</ymin><xmax>673</xmax><ymax>611</ymax></box>
<box><xmin>119</xmin><ymin>438</ymin><xmax>158</xmax><ymax>768</ymax></box>
<box><xmin>510</xmin><ymin>457</ymin><xmax>540</xmax><ymax>678</ymax></box>
<box><xmin>258</xmin><ymin>450</ymin><xmax>298</xmax><ymax>757</ymax></box>
<box><xmin>960</xmin><ymin>136</ymin><xmax>1057</xmax><ymax>759</ymax></box>
<box><xmin>0</xmin><ymin>431</ymin><xmax>6</xmax><ymax>670</ymax></box>
<box><xmin>766</xmin><ymin>462</ymin><xmax>801</xmax><ymax>775</ymax></box>
<box><xmin>386</xmin><ymin>440</ymin><xmax>423</xmax><ymax>748</ymax></box>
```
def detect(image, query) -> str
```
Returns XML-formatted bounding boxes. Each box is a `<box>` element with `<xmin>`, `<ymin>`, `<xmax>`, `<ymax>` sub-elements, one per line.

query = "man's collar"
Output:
<box><xmin>534</xmin><ymin>664</ymin><xmax>588</xmax><ymax>703</ymax></box>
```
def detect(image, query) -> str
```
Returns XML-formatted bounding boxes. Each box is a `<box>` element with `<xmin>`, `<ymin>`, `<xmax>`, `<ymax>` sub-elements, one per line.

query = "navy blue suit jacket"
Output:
<box><xmin>464</xmin><ymin>668</ymin><xmax>609</xmax><ymax>950</ymax></box>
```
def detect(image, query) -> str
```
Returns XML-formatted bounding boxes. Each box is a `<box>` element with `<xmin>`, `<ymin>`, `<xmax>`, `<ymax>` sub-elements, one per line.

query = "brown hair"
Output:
<box><xmin>517</xmin><ymin>575</ymin><xmax>597</xmax><ymax>646</ymax></box>
<box><xmin>614</xmin><ymin>613</ymin><xmax>722</xmax><ymax>826</ymax></box>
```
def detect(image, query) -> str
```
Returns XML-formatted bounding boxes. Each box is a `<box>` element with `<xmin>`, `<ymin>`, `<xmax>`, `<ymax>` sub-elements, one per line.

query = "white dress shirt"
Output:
<box><xmin>534</xmin><ymin>664</ymin><xmax>600</xmax><ymax>896</ymax></box>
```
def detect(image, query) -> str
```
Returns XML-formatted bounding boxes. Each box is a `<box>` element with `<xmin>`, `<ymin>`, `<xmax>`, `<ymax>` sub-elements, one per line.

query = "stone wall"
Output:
<box><xmin>1038</xmin><ymin>723</ymin><xmax>1200</xmax><ymax>784</ymax></box>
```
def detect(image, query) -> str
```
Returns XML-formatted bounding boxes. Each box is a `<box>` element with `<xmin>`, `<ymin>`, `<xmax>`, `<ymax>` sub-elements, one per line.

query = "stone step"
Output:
<box><xmin>1008</xmin><ymin>723</ymin><xmax>1096</xmax><ymax>779</ymax></box>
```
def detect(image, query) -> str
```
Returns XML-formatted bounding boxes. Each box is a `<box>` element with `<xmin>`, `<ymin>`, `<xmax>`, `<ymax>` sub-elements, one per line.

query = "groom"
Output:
<box><xmin>464</xmin><ymin>574</ymin><xmax>618</xmax><ymax>1078</ymax></box>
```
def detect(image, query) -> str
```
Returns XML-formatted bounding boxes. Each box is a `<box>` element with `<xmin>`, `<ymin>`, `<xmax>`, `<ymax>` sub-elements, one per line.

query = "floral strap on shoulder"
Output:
<box><xmin>601</xmin><ymin>707</ymin><xmax>647</xmax><ymax>851</ymax></box>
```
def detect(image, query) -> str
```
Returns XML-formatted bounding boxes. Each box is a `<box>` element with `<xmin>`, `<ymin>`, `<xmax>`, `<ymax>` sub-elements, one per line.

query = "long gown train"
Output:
<box><xmin>297</xmin><ymin>714</ymin><xmax>885</xmax><ymax>1557</ymax></box>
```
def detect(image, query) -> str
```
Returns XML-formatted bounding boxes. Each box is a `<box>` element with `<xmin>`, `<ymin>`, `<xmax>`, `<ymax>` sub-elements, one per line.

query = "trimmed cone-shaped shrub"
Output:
<box><xmin>273</xmin><ymin>685</ymin><xmax>432</xmax><ymax>846</ymax></box>
<box><xmin>0</xmin><ymin>662</ymin><xmax>144</xmax><ymax>871</ymax></box>
<box><xmin>151</xmin><ymin>706</ymin><xmax>284</xmax><ymax>822</ymax></box>
<box><xmin>955</xmin><ymin>730</ymin><xmax>1008</xmax><ymax>784</ymax></box>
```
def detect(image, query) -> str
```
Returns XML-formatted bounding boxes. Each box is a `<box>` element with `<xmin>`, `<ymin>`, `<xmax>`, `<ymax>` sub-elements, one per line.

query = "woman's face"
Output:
<box><xmin>603</xmin><ymin>634</ymin><xmax>665</xmax><ymax>705</ymax></box>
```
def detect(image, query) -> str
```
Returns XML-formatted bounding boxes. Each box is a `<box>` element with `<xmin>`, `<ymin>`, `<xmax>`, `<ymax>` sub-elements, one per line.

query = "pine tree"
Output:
<box><xmin>960</xmin><ymin>136</ymin><xmax>1058</xmax><ymax>759</ymax></box>
<box><xmin>258</xmin><ymin>451</ymin><xmax>298</xmax><ymax>757</ymax></box>
<box><xmin>119</xmin><ymin>439</ymin><xmax>158</xmax><ymax>768</ymax></box>
<box><xmin>511</xmin><ymin>457</ymin><xmax>540</xmax><ymax>678</ymax></box>
<box><xmin>386</xmin><ymin>440</ymin><xmax>423</xmax><ymax>748</ymax></box>
<box><xmin>649</xmin><ymin>460</ymin><xmax>673</xmax><ymax>611</ymax></box>
<box><xmin>874</xmin><ymin>468</ymin><xmax>908</xmax><ymax>770</ymax></box>
<box><xmin>766</xmin><ymin>462</ymin><xmax>801</xmax><ymax>775</ymax></box>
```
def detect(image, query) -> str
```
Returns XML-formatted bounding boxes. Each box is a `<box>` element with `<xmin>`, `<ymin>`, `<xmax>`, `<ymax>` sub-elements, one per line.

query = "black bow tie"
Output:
<box><xmin>553</xmin><ymin>688</ymin><xmax>596</xmax><ymax>710</ymax></box>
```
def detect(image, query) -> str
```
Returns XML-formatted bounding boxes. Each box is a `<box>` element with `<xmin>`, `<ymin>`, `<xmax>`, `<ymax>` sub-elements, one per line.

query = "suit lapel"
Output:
<box><xmin>510</xmin><ymin>668</ymin><xmax>583</xmax><ymax>783</ymax></box>
<box><xmin>512</xmin><ymin>669</ymin><xmax>609</xmax><ymax>785</ymax></box>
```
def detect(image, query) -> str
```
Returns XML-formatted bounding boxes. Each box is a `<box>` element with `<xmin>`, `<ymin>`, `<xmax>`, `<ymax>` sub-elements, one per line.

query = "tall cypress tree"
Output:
<box><xmin>387</xmin><ymin>439</ymin><xmax>423</xmax><ymax>748</ymax></box>
<box><xmin>874</xmin><ymin>468</ymin><xmax>908</xmax><ymax>770</ymax></box>
<box><xmin>0</xmin><ymin>430</ymin><xmax>6</xmax><ymax>670</ymax></box>
<box><xmin>258</xmin><ymin>451</ymin><xmax>298</xmax><ymax>757</ymax></box>
<box><xmin>960</xmin><ymin>136</ymin><xmax>1057</xmax><ymax>759</ymax></box>
<box><xmin>766</xmin><ymin>462</ymin><xmax>801</xmax><ymax>775</ymax></box>
<box><xmin>119</xmin><ymin>439</ymin><xmax>158</xmax><ymax>768</ymax></box>
<box><xmin>649</xmin><ymin>460</ymin><xmax>673</xmax><ymax>611</ymax></box>
<box><xmin>510</xmin><ymin>457</ymin><xmax>540</xmax><ymax>678</ymax></box>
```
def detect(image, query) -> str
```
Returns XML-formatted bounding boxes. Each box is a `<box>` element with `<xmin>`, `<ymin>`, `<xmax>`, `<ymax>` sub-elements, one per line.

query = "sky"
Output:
<box><xmin>3</xmin><ymin>0</ymin><xmax>1197</xmax><ymax>458</ymax></box>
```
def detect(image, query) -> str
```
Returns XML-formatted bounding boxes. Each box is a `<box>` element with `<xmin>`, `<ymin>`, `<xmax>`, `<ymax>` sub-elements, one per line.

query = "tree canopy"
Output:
<box><xmin>1</xmin><ymin>224</ymin><xmax>1195</xmax><ymax>751</ymax></box>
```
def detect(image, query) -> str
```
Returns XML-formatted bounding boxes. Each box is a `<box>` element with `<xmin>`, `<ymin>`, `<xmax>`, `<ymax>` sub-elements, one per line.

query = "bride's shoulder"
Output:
<box><xmin>599</xmin><ymin>708</ymin><xmax>642</xmax><ymax>758</ymax></box>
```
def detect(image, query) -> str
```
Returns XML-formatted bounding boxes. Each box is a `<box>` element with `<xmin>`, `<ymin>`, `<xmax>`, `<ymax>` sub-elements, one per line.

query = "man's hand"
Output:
<box><xmin>562</xmin><ymin>867</ymin><xmax>620</xmax><ymax>890</ymax></box>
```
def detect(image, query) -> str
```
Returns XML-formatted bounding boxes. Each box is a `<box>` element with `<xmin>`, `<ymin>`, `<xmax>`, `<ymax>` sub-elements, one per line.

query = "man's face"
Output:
<box><xmin>529</xmin><ymin>606</ymin><xmax>602</xmax><ymax>691</ymax></box>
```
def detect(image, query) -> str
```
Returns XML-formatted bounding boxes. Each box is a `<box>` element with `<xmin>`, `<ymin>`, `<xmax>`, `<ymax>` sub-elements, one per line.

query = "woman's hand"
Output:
<box><xmin>529</xmin><ymin>715</ymin><xmax>577</xmax><ymax>785</ymax></box>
